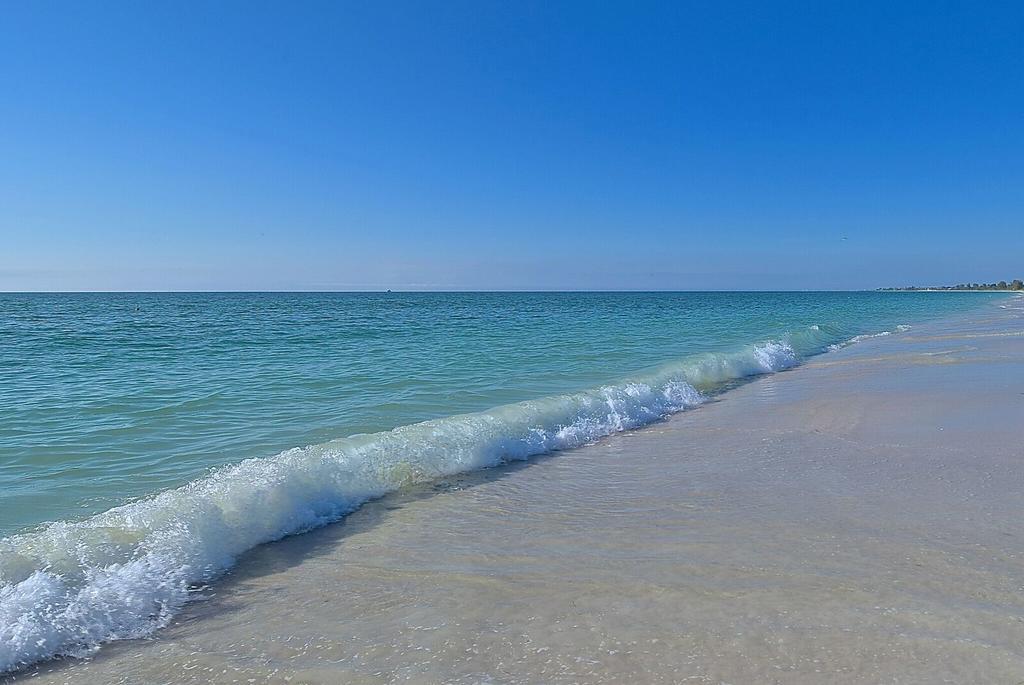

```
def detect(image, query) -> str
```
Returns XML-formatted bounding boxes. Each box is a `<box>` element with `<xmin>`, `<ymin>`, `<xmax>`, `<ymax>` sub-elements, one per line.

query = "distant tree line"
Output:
<box><xmin>880</xmin><ymin>279</ymin><xmax>1024</xmax><ymax>291</ymax></box>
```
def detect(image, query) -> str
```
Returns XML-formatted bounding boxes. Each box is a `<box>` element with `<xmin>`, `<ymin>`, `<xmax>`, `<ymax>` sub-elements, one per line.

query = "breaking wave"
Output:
<box><xmin>827</xmin><ymin>324</ymin><xmax>912</xmax><ymax>351</ymax></box>
<box><xmin>0</xmin><ymin>326</ymin><xmax>896</xmax><ymax>672</ymax></box>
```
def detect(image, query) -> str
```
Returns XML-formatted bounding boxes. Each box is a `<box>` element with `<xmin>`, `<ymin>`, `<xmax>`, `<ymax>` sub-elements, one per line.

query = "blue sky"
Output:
<box><xmin>2</xmin><ymin>1</ymin><xmax>1022</xmax><ymax>291</ymax></box>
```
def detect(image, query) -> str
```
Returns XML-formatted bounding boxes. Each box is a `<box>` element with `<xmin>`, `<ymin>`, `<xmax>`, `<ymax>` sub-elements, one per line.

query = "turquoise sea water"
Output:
<box><xmin>0</xmin><ymin>291</ymin><xmax>1007</xmax><ymax>671</ymax></box>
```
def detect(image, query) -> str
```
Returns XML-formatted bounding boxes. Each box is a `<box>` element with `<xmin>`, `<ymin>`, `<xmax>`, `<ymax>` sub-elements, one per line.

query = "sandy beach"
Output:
<box><xmin>5</xmin><ymin>1</ymin><xmax>1022</xmax><ymax>681</ymax></box>
<box><xmin>10</xmin><ymin>296</ymin><xmax>1023</xmax><ymax>684</ymax></box>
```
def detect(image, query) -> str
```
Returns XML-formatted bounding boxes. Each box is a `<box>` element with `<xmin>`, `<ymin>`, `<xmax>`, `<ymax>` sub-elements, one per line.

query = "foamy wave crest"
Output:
<box><xmin>0</xmin><ymin>339</ymin><xmax>802</xmax><ymax>673</ymax></box>
<box><xmin>827</xmin><ymin>325</ymin><xmax>911</xmax><ymax>351</ymax></box>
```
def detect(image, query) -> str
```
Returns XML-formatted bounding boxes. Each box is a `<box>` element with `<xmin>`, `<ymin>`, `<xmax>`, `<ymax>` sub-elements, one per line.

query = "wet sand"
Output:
<box><xmin>12</xmin><ymin>298</ymin><xmax>1024</xmax><ymax>684</ymax></box>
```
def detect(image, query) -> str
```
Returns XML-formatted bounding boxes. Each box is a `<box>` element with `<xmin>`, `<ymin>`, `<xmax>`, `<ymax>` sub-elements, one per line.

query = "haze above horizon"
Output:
<box><xmin>2</xmin><ymin>1</ymin><xmax>1022</xmax><ymax>292</ymax></box>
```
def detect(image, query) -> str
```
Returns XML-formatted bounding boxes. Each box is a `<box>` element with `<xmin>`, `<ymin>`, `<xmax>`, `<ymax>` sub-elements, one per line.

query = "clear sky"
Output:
<box><xmin>2</xmin><ymin>1</ymin><xmax>1022</xmax><ymax>291</ymax></box>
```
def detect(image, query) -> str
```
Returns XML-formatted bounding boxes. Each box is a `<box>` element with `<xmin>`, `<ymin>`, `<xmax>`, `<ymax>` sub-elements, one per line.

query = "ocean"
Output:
<box><xmin>0</xmin><ymin>290</ymin><xmax>1008</xmax><ymax>673</ymax></box>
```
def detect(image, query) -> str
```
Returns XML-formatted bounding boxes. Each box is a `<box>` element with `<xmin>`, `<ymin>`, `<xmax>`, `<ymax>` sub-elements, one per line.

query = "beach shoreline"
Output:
<box><xmin>9</xmin><ymin>295</ymin><xmax>1024</xmax><ymax>684</ymax></box>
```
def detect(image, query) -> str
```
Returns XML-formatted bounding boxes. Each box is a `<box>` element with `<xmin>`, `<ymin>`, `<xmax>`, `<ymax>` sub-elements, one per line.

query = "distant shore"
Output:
<box><xmin>881</xmin><ymin>288</ymin><xmax>1021</xmax><ymax>292</ymax></box>
<box><xmin>880</xmin><ymin>278</ymin><xmax>1023</xmax><ymax>292</ymax></box>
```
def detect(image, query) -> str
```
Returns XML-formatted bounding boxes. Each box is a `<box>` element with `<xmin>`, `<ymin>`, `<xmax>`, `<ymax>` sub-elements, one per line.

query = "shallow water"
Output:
<box><xmin>0</xmin><ymin>291</ymin><xmax>1010</xmax><ymax>674</ymax></box>
<box><xmin>11</xmin><ymin>295</ymin><xmax>1024</xmax><ymax>684</ymax></box>
<box><xmin>0</xmin><ymin>291</ymin><xmax>1000</xmax><ymax>534</ymax></box>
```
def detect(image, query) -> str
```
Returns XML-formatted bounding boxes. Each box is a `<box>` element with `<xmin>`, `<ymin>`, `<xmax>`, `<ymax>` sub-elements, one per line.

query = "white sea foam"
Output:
<box><xmin>0</xmin><ymin>339</ymin><xmax>803</xmax><ymax>673</ymax></box>
<box><xmin>827</xmin><ymin>325</ymin><xmax>911</xmax><ymax>351</ymax></box>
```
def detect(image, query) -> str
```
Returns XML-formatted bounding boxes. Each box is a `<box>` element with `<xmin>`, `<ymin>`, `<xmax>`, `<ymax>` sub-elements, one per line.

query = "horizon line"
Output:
<box><xmin>0</xmin><ymin>288</ymin><xmax>999</xmax><ymax>295</ymax></box>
